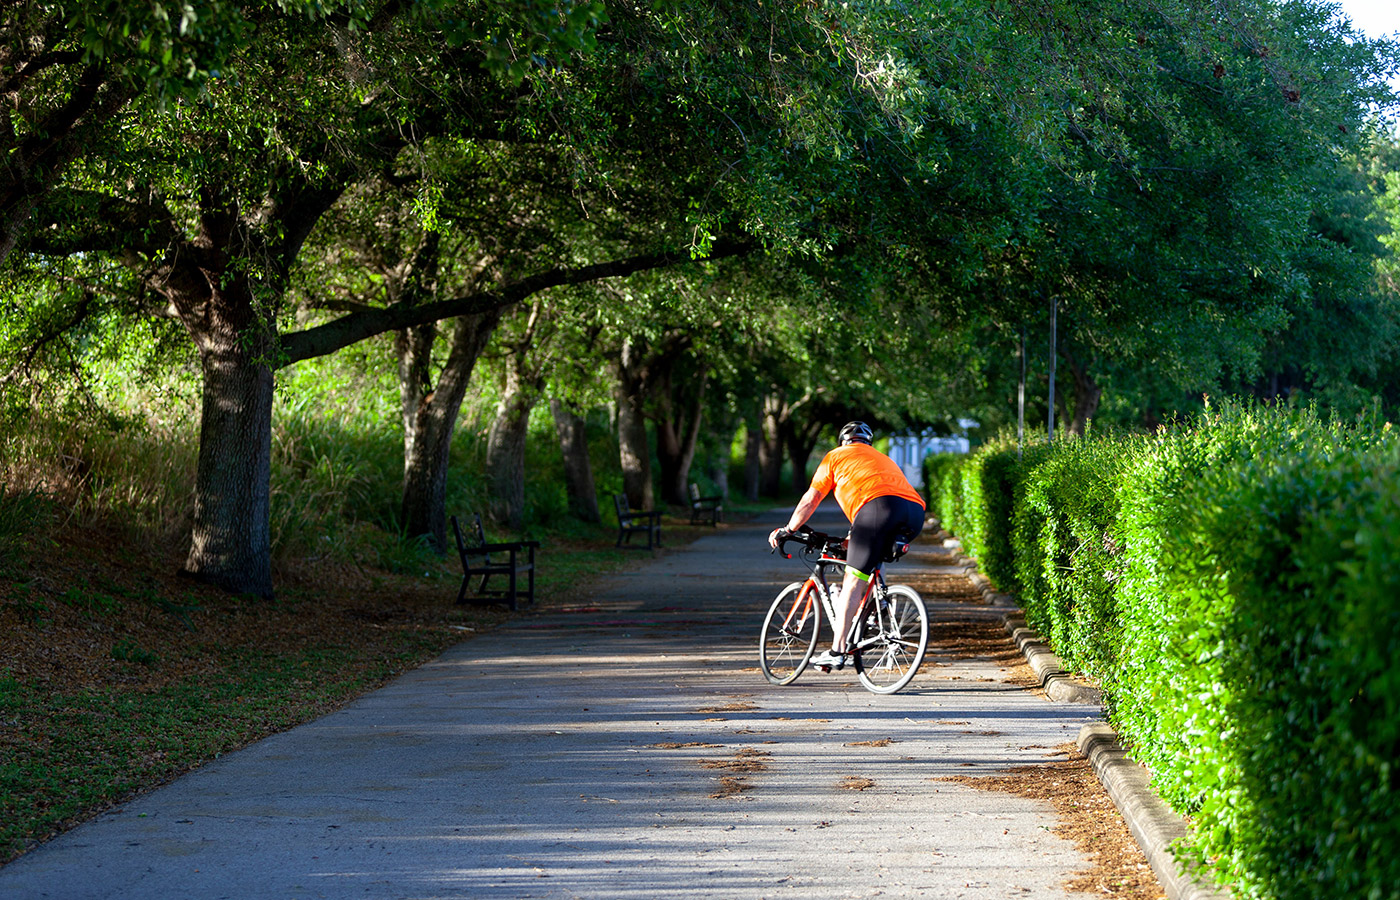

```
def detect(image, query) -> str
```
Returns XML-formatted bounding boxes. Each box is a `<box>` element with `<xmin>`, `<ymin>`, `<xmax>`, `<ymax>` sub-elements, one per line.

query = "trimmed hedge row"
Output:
<box><xmin>925</xmin><ymin>405</ymin><xmax>1400</xmax><ymax>900</ymax></box>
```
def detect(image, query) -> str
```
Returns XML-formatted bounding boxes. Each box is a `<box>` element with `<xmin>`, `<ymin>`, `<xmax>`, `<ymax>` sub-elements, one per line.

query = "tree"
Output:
<box><xmin>0</xmin><ymin>1</ymin><xmax>289</xmax><ymax>263</ymax></box>
<box><xmin>14</xmin><ymin>0</ymin><xmax>1400</xmax><ymax>596</ymax></box>
<box><xmin>20</xmin><ymin>2</ymin><xmax>697</xmax><ymax>593</ymax></box>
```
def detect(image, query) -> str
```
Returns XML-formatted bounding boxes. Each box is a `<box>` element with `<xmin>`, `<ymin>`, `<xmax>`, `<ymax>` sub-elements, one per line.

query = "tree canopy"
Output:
<box><xmin>3</xmin><ymin>0</ymin><xmax>1399</xmax><ymax>595</ymax></box>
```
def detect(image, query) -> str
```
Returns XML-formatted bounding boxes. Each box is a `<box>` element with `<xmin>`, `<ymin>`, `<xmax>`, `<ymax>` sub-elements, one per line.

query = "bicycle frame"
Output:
<box><xmin>763</xmin><ymin>525</ymin><xmax>930</xmax><ymax>693</ymax></box>
<box><xmin>775</xmin><ymin>529</ymin><xmax>887</xmax><ymax>652</ymax></box>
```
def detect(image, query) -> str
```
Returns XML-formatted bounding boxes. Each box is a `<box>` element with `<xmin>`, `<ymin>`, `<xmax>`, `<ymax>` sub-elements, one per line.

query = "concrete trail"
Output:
<box><xmin>2</xmin><ymin>504</ymin><xmax>1103</xmax><ymax>900</ymax></box>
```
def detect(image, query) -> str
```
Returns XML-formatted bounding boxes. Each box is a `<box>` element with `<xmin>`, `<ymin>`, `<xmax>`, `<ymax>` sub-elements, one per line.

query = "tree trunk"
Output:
<box><xmin>549</xmin><ymin>397</ymin><xmax>600</xmax><ymax>522</ymax></box>
<box><xmin>484</xmin><ymin>354</ymin><xmax>541</xmax><ymax>529</ymax></box>
<box><xmin>156</xmin><ymin>201</ymin><xmax>278</xmax><ymax>598</ymax></box>
<box><xmin>655</xmin><ymin>369</ymin><xmax>707</xmax><ymax>506</ymax></box>
<box><xmin>1063</xmin><ymin>350</ymin><xmax>1102</xmax><ymax>438</ymax></box>
<box><xmin>743</xmin><ymin>418</ymin><xmax>762</xmax><ymax>501</ymax></box>
<box><xmin>708</xmin><ymin>428</ymin><xmax>732</xmax><ymax>500</ymax></box>
<box><xmin>401</xmin><ymin>311</ymin><xmax>501</xmax><ymax>551</ymax></box>
<box><xmin>611</xmin><ymin>341</ymin><xmax>653</xmax><ymax>510</ymax></box>
<box><xmin>784</xmin><ymin>417</ymin><xmax>824</xmax><ymax>494</ymax></box>
<box><xmin>759</xmin><ymin>395</ymin><xmax>784</xmax><ymax>497</ymax></box>
<box><xmin>396</xmin><ymin>322</ymin><xmax>436</xmax><ymax>468</ymax></box>
<box><xmin>183</xmin><ymin>325</ymin><xmax>276</xmax><ymax>599</ymax></box>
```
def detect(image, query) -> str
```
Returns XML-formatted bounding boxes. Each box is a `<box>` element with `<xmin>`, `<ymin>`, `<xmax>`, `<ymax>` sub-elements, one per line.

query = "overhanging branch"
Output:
<box><xmin>278</xmin><ymin>239</ymin><xmax>755</xmax><ymax>367</ymax></box>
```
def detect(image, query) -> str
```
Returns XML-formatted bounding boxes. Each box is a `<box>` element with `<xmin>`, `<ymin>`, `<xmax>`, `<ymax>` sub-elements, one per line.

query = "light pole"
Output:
<box><xmin>1017</xmin><ymin>328</ymin><xmax>1025</xmax><ymax>458</ymax></box>
<box><xmin>1047</xmin><ymin>295</ymin><xmax>1057</xmax><ymax>444</ymax></box>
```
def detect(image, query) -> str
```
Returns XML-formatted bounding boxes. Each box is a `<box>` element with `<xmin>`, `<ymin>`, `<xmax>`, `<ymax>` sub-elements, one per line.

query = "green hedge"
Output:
<box><xmin>932</xmin><ymin>405</ymin><xmax>1399</xmax><ymax>900</ymax></box>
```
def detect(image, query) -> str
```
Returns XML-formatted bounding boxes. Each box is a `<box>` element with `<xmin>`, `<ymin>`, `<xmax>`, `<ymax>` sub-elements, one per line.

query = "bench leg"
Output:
<box><xmin>507</xmin><ymin>549</ymin><xmax>518</xmax><ymax>611</ymax></box>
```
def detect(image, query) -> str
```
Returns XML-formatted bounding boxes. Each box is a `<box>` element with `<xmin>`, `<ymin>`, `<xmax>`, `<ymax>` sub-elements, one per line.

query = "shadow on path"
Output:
<box><xmin>0</xmin><ymin>502</ymin><xmax>1104</xmax><ymax>900</ymax></box>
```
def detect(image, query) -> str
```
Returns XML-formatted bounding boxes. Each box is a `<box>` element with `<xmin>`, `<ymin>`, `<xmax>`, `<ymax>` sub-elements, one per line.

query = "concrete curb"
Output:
<box><xmin>939</xmin><ymin>537</ymin><xmax>1101</xmax><ymax>705</ymax></box>
<box><xmin>1001</xmin><ymin>613</ymin><xmax>1103</xmax><ymax>705</ymax></box>
<box><xmin>1078</xmin><ymin>724</ymin><xmax>1230</xmax><ymax>900</ymax></box>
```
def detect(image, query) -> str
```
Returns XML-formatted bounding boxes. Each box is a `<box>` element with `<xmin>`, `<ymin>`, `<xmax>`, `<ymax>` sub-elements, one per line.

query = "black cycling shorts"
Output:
<box><xmin>846</xmin><ymin>495</ymin><xmax>925</xmax><ymax>578</ymax></box>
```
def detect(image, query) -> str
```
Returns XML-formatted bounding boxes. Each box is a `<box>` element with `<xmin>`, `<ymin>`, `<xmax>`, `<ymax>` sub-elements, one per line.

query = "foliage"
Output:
<box><xmin>934</xmin><ymin>404</ymin><xmax>1400</xmax><ymax>900</ymax></box>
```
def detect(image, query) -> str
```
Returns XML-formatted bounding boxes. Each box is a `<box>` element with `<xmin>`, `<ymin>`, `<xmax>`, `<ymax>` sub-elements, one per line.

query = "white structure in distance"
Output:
<box><xmin>886</xmin><ymin>420</ymin><xmax>975</xmax><ymax>487</ymax></box>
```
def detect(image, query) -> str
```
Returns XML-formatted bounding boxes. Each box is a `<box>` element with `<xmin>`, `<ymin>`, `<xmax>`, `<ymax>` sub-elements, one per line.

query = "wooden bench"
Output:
<box><xmin>450</xmin><ymin>514</ymin><xmax>538</xmax><ymax>610</ymax></box>
<box><xmin>613</xmin><ymin>493</ymin><xmax>662</xmax><ymax>550</ymax></box>
<box><xmin>688</xmin><ymin>483</ymin><xmax>723</xmax><ymax>526</ymax></box>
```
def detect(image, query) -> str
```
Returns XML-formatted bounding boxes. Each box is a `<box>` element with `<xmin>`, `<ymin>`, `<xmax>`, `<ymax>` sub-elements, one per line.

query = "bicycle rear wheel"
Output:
<box><xmin>759</xmin><ymin>581</ymin><xmax>821</xmax><ymax>685</ymax></box>
<box><xmin>852</xmin><ymin>584</ymin><xmax>928</xmax><ymax>694</ymax></box>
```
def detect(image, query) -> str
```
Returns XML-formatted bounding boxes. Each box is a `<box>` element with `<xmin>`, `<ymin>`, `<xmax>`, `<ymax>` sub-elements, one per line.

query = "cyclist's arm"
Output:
<box><xmin>785</xmin><ymin>487</ymin><xmax>826</xmax><ymax>531</ymax></box>
<box><xmin>768</xmin><ymin>487</ymin><xmax>827</xmax><ymax>548</ymax></box>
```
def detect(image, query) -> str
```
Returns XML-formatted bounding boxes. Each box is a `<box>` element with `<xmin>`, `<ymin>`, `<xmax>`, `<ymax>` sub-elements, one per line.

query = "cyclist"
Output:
<box><xmin>767</xmin><ymin>421</ymin><xmax>925</xmax><ymax>670</ymax></box>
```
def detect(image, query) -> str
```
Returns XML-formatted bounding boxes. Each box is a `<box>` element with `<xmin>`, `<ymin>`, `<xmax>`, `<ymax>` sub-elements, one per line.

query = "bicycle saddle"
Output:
<box><xmin>883</xmin><ymin>540</ymin><xmax>911</xmax><ymax>563</ymax></box>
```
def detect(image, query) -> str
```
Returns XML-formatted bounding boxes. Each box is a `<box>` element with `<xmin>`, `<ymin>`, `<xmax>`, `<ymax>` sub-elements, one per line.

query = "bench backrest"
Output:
<box><xmin>452</xmin><ymin>514</ymin><xmax>492</xmax><ymax>563</ymax></box>
<box><xmin>613</xmin><ymin>493</ymin><xmax>630</xmax><ymax>519</ymax></box>
<box><xmin>688</xmin><ymin>483</ymin><xmax>701</xmax><ymax>504</ymax></box>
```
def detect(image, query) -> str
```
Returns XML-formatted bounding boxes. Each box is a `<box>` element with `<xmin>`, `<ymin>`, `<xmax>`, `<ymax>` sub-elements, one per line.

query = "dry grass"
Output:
<box><xmin>696</xmin><ymin>700</ymin><xmax>760</xmax><ymax>714</ymax></box>
<box><xmin>709</xmin><ymin>776</ymin><xmax>752</xmax><ymax>799</ymax></box>
<box><xmin>699</xmin><ymin>748</ymin><xmax>771</xmax><ymax>774</ymax></box>
<box><xmin>938</xmin><ymin>745</ymin><xmax>1166</xmax><ymax>900</ymax></box>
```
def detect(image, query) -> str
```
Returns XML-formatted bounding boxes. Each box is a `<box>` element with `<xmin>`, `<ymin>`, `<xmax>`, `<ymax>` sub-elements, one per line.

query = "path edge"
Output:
<box><xmin>935</xmin><ymin>526</ymin><xmax>1231</xmax><ymax>900</ymax></box>
<box><xmin>937</xmin><ymin>534</ymin><xmax>1101</xmax><ymax>704</ymax></box>
<box><xmin>1078</xmin><ymin>724</ymin><xmax>1230</xmax><ymax>900</ymax></box>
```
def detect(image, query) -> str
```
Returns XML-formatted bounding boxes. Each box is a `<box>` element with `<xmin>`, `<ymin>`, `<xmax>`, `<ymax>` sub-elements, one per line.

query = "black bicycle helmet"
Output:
<box><xmin>839</xmin><ymin>421</ymin><xmax>874</xmax><ymax>446</ymax></box>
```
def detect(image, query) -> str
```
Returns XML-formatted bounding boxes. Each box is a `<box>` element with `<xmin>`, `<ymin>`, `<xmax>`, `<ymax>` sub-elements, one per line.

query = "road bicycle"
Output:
<box><xmin>760</xmin><ymin>526</ymin><xmax>929</xmax><ymax>694</ymax></box>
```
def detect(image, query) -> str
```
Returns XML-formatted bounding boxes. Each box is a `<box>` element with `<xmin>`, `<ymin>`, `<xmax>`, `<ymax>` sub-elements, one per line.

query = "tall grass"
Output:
<box><xmin>0</xmin><ymin>403</ymin><xmax>197</xmax><ymax>546</ymax></box>
<box><xmin>1</xmin><ymin>343</ymin><xmax>631</xmax><ymax>565</ymax></box>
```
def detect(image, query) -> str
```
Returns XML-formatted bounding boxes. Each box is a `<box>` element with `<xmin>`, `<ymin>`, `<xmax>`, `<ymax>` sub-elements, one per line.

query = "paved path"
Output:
<box><xmin>2</xmin><ymin>505</ymin><xmax>1104</xmax><ymax>899</ymax></box>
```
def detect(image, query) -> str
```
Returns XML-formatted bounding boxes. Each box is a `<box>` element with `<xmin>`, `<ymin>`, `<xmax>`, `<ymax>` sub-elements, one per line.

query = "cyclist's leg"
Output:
<box><xmin>853</xmin><ymin>583</ymin><xmax>929</xmax><ymax>693</ymax></box>
<box><xmin>827</xmin><ymin>568</ymin><xmax>872</xmax><ymax>653</ymax></box>
<box><xmin>889</xmin><ymin>497</ymin><xmax>926</xmax><ymax>555</ymax></box>
<box><xmin>867</xmin><ymin>496</ymin><xmax>926</xmax><ymax>564</ymax></box>
<box><xmin>834</xmin><ymin>499</ymin><xmax>896</xmax><ymax>652</ymax></box>
<box><xmin>837</xmin><ymin>495</ymin><xmax>925</xmax><ymax>648</ymax></box>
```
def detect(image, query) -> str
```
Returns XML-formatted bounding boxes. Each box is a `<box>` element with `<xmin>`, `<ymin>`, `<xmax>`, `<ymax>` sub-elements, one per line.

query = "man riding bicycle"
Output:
<box><xmin>767</xmin><ymin>421</ymin><xmax>925</xmax><ymax>670</ymax></box>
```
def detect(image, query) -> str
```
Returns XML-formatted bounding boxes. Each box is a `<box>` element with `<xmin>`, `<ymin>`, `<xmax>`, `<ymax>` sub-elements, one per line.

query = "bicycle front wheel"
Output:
<box><xmin>852</xmin><ymin>584</ymin><xmax>928</xmax><ymax>694</ymax></box>
<box><xmin>759</xmin><ymin>581</ymin><xmax>821</xmax><ymax>685</ymax></box>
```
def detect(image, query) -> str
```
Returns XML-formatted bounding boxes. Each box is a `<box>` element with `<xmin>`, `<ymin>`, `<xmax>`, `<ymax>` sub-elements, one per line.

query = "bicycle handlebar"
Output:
<box><xmin>772</xmin><ymin>526</ymin><xmax>845</xmax><ymax>561</ymax></box>
<box><xmin>771</xmin><ymin>526</ymin><xmax>911</xmax><ymax>563</ymax></box>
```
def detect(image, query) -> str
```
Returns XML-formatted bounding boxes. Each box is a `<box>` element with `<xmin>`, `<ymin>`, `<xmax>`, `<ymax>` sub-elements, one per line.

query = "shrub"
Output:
<box><xmin>934</xmin><ymin>404</ymin><xmax>1400</xmax><ymax>900</ymax></box>
<box><xmin>922</xmin><ymin>451</ymin><xmax>960</xmax><ymax>513</ymax></box>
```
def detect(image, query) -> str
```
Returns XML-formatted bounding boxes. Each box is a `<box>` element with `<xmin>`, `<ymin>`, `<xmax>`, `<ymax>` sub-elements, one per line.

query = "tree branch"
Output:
<box><xmin>279</xmin><ymin>239</ymin><xmax>754</xmax><ymax>367</ymax></box>
<box><xmin>26</xmin><ymin>189</ymin><xmax>179</xmax><ymax>255</ymax></box>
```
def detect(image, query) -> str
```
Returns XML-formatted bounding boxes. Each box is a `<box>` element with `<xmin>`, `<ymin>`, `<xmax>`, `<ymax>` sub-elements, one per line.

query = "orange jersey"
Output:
<box><xmin>809</xmin><ymin>443</ymin><xmax>925</xmax><ymax>521</ymax></box>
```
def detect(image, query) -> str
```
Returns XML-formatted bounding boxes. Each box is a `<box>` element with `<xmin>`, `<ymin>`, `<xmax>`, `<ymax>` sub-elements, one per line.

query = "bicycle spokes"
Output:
<box><xmin>759</xmin><ymin>582</ymin><xmax>821</xmax><ymax>685</ymax></box>
<box><xmin>852</xmin><ymin>585</ymin><xmax>929</xmax><ymax>694</ymax></box>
